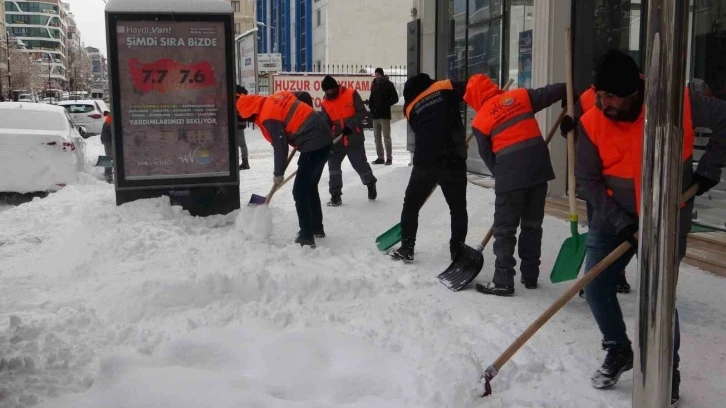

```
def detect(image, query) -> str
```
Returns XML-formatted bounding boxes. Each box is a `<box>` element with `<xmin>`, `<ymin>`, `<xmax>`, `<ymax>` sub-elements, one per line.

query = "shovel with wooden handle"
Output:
<box><xmin>437</xmin><ymin>107</ymin><xmax>568</xmax><ymax>292</ymax></box>
<box><xmin>375</xmin><ymin>78</ymin><xmax>516</xmax><ymax>252</ymax></box>
<box><xmin>481</xmin><ymin>184</ymin><xmax>699</xmax><ymax>397</ymax></box>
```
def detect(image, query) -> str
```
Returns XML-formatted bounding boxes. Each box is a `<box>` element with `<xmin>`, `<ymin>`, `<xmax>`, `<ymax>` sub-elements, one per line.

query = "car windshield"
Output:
<box><xmin>1</xmin><ymin>110</ymin><xmax>68</xmax><ymax>131</ymax></box>
<box><xmin>62</xmin><ymin>104</ymin><xmax>96</xmax><ymax>114</ymax></box>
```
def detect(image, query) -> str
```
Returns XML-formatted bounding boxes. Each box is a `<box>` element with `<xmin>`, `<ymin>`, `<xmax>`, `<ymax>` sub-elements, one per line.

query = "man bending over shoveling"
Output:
<box><xmin>237</xmin><ymin>91</ymin><xmax>334</xmax><ymax>248</ymax></box>
<box><xmin>464</xmin><ymin>74</ymin><xmax>566</xmax><ymax>296</ymax></box>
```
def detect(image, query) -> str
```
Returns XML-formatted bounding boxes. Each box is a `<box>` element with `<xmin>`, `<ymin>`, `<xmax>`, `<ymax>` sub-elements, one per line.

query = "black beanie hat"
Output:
<box><xmin>321</xmin><ymin>75</ymin><xmax>338</xmax><ymax>91</ymax></box>
<box><xmin>236</xmin><ymin>85</ymin><xmax>248</xmax><ymax>95</ymax></box>
<box><xmin>295</xmin><ymin>91</ymin><xmax>314</xmax><ymax>107</ymax></box>
<box><xmin>403</xmin><ymin>73</ymin><xmax>435</xmax><ymax>107</ymax></box>
<box><xmin>594</xmin><ymin>50</ymin><xmax>641</xmax><ymax>97</ymax></box>
<box><xmin>375</xmin><ymin>67</ymin><xmax>384</xmax><ymax>75</ymax></box>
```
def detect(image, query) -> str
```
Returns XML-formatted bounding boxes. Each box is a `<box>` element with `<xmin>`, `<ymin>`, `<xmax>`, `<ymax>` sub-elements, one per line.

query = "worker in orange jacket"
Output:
<box><xmin>575</xmin><ymin>50</ymin><xmax>726</xmax><ymax>405</ymax></box>
<box><xmin>320</xmin><ymin>75</ymin><xmax>377</xmax><ymax>206</ymax></box>
<box><xmin>237</xmin><ymin>91</ymin><xmax>333</xmax><ymax>247</ymax></box>
<box><xmin>464</xmin><ymin>74</ymin><xmax>566</xmax><ymax>296</ymax></box>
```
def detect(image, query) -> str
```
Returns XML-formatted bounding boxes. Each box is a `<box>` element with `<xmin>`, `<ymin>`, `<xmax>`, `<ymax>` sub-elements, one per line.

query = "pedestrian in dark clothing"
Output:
<box><xmin>391</xmin><ymin>73</ymin><xmax>468</xmax><ymax>264</ymax></box>
<box><xmin>464</xmin><ymin>74</ymin><xmax>566</xmax><ymax>296</ymax></box>
<box><xmin>236</xmin><ymin>85</ymin><xmax>250</xmax><ymax>170</ymax></box>
<box><xmin>320</xmin><ymin>75</ymin><xmax>377</xmax><ymax>206</ymax></box>
<box><xmin>237</xmin><ymin>91</ymin><xmax>333</xmax><ymax>248</ymax></box>
<box><xmin>367</xmin><ymin>67</ymin><xmax>399</xmax><ymax>165</ymax></box>
<box><xmin>100</xmin><ymin>111</ymin><xmax>113</xmax><ymax>183</ymax></box>
<box><xmin>576</xmin><ymin>50</ymin><xmax>726</xmax><ymax>405</ymax></box>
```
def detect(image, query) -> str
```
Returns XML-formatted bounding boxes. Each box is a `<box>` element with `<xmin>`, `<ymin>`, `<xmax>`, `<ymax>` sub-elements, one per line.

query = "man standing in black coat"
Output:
<box><xmin>367</xmin><ymin>68</ymin><xmax>399</xmax><ymax>165</ymax></box>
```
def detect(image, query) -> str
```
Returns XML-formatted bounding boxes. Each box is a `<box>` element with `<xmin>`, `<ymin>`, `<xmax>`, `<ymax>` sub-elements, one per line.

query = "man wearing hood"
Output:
<box><xmin>367</xmin><ymin>67</ymin><xmax>399</xmax><ymax>165</ymax></box>
<box><xmin>464</xmin><ymin>74</ymin><xmax>566</xmax><ymax>297</ymax></box>
<box><xmin>320</xmin><ymin>75</ymin><xmax>377</xmax><ymax>206</ymax></box>
<box><xmin>237</xmin><ymin>90</ymin><xmax>333</xmax><ymax>248</ymax></box>
<box><xmin>236</xmin><ymin>85</ymin><xmax>250</xmax><ymax>170</ymax></box>
<box><xmin>575</xmin><ymin>50</ymin><xmax>726</xmax><ymax>405</ymax></box>
<box><xmin>391</xmin><ymin>73</ymin><xmax>468</xmax><ymax>263</ymax></box>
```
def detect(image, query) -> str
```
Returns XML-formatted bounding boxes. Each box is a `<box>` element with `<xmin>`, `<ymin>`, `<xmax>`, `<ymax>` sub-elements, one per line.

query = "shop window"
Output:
<box><xmin>507</xmin><ymin>1</ymin><xmax>534</xmax><ymax>89</ymax></box>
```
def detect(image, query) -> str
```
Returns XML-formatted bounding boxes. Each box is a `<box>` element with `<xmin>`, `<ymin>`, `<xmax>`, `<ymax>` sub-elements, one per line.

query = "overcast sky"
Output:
<box><xmin>67</xmin><ymin>0</ymin><xmax>108</xmax><ymax>55</ymax></box>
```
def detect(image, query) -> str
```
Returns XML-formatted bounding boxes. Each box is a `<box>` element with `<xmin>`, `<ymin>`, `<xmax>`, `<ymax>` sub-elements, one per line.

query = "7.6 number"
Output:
<box><xmin>141</xmin><ymin>69</ymin><xmax>207</xmax><ymax>84</ymax></box>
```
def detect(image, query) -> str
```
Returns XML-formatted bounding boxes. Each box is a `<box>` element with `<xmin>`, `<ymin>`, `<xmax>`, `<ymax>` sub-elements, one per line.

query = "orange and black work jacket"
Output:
<box><xmin>237</xmin><ymin>91</ymin><xmax>332</xmax><ymax>176</ymax></box>
<box><xmin>403</xmin><ymin>78</ymin><xmax>467</xmax><ymax>166</ymax></box>
<box><xmin>101</xmin><ymin>115</ymin><xmax>112</xmax><ymax>144</ymax></box>
<box><xmin>577</xmin><ymin>83</ymin><xmax>726</xmax><ymax>238</ymax></box>
<box><xmin>320</xmin><ymin>86</ymin><xmax>370</xmax><ymax>149</ymax></box>
<box><xmin>464</xmin><ymin>74</ymin><xmax>565</xmax><ymax>193</ymax></box>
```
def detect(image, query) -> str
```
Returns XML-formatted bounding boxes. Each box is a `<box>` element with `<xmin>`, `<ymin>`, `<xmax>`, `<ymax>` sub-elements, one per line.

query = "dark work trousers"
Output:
<box><xmin>492</xmin><ymin>182</ymin><xmax>548</xmax><ymax>286</ymax></box>
<box><xmin>585</xmin><ymin>201</ymin><xmax>626</xmax><ymax>280</ymax></box>
<box><xmin>102</xmin><ymin>141</ymin><xmax>113</xmax><ymax>179</ymax></box>
<box><xmin>293</xmin><ymin>144</ymin><xmax>332</xmax><ymax>240</ymax></box>
<box><xmin>584</xmin><ymin>227</ymin><xmax>684</xmax><ymax>391</ymax></box>
<box><xmin>328</xmin><ymin>145</ymin><xmax>377</xmax><ymax>195</ymax></box>
<box><xmin>400</xmin><ymin>163</ymin><xmax>468</xmax><ymax>247</ymax></box>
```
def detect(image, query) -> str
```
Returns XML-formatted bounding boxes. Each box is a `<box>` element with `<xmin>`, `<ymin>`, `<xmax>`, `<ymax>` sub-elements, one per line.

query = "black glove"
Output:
<box><xmin>342</xmin><ymin>126</ymin><xmax>353</xmax><ymax>136</ymax></box>
<box><xmin>617</xmin><ymin>223</ymin><xmax>639</xmax><ymax>247</ymax></box>
<box><xmin>692</xmin><ymin>174</ymin><xmax>719</xmax><ymax>196</ymax></box>
<box><xmin>560</xmin><ymin>115</ymin><xmax>577</xmax><ymax>137</ymax></box>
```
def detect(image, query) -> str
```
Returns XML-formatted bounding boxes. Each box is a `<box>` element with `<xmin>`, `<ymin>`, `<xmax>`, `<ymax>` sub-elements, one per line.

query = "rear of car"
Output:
<box><xmin>18</xmin><ymin>94</ymin><xmax>33</xmax><ymax>103</ymax></box>
<box><xmin>0</xmin><ymin>104</ymin><xmax>82</xmax><ymax>193</ymax></box>
<box><xmin>58</xmin><ymin>101</ymin><xmax>104</xmax><ymax>135</ymax></box>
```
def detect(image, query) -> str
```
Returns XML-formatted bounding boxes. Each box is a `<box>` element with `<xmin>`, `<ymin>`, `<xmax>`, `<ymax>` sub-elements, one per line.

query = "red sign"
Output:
<box><xmin>129</xmin><ymin>58</ymin><xmax>216</xmax><ymax>94</ymax></box>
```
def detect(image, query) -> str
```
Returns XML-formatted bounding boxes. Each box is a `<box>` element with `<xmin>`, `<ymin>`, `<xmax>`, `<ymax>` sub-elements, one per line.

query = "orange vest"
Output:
<box><xmin>471</xmin><ymin>88</ymin><xmax>542</xmax><ymax>154</ymax></box>
<box><xmin>104</xmin><ymin>115</ymin><xmax>112</xmax><ymax>124</ymax></box>
<box><xmin>257</xmin><ymin>91</ymin><xmax>313</xmax><ymax>145</ymax></box>
<box><xmin>405</xmin><ymin>80</ymin><xmax>454</xmax><ymax>119</ymax></box>
<box><xmin>321</xmin><ymin>86</ymin><xmax>356</xmax><ymax>129</ymax></box>
<box><xmin>579</xmin><ymin>87</ymin><xmax>597</xmax><ymax>113</ymax></box>
<box><xmin>580</xmin><ymin>90</ymin><xmax>694</xmax><ymax>215</ymax></box>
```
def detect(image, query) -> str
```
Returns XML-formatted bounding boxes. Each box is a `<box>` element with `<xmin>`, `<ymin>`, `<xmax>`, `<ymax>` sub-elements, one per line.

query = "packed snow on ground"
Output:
<box><xmin>1</xmin><ymin>121</ymin><xmax>725</xmax><ymax>408</ymax></box>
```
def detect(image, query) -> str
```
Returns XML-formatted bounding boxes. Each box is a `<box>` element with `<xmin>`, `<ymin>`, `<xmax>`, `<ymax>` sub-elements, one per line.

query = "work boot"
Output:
<box><xmin>449</xmin><ymin>241</ymin><xmax>463</xmax><ymax>261</ymax></box>
<box><xmin>591</xmin><ymin>344</ymin><xmax>633</xmax><ymax>389</ymax></box>
<box><xmin>391</xmin><ymin>238</ymin><xmax>414</xmax><ymax>264</ymax></box>
<box><xmin>617</xmin><ymin>274</ymin><xmax>631</xmax><ymax>294</ymax></box>
<box><xmin>475</xmin><ymin>282</ymin><xmax>515</xmax><ymax>297</ymax></box>
<box><xmin>367</xmin><ymin>183</ymin><xmax>377</xmax><ymax>201</ymax></box>
<box><xmin>240</xmin><ymin>158</ymin><xmax>250</xmax><ymax>170</ymax></box>
<box><xmin>579</xmin><ymin>289</ymin><xmax>586</xmax><ymax>299</ymax></box>
<box><xmin>371</xmin><ymin>158</ymin><xmax>385</xmax><ymax>165</ymax></box>
<box><xmin>520</xmin><ymin>277</ymin><xmax>538</xmax><ymax>289</ymax></box>
<box><xmin>327</xmin><ymin>193</ymin><xmax>342</xmax><ymax>207</ymax></box>
<box><xmin>295</xmin><ymin>234</ymin><xmax>316</xmax><ymax>248</ymax></box>
<box><xmin>385</xmin><ymin>158</ymin><xmax>392</xmax><ymax>166</ymax></box>
<box><xmin>313</xmin><ymin>228</ymin><xmax>326</xmax><ymax>238</ymax></box>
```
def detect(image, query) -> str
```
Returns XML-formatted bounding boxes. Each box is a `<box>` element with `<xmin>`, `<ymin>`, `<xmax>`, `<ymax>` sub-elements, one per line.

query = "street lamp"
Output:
<box><xmin>256</xmin><ymin>21</ymin><xmax>278</xmax><ymax>53</ymax></box>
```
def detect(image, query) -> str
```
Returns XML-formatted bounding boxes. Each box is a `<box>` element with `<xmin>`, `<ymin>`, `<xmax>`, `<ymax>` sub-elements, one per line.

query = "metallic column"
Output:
<box><xmin>634</xmin><ymin>1</ymin><xmax>690</xmax><ymax>407</ymax></box>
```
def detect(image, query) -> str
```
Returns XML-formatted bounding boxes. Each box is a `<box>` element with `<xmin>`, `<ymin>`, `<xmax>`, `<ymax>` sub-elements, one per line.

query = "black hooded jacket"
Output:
<box><xmin>369</xmin><ymin>76</ymin><xmax>399</xmax><ymax>120</ymax></box>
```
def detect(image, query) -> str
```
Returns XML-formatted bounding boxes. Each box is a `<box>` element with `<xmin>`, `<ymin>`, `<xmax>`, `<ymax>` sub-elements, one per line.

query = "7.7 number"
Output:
<box><xmin>141</xmin><ymin>69</ymin><xmax>207</xmax><ymax>84</ymax></box>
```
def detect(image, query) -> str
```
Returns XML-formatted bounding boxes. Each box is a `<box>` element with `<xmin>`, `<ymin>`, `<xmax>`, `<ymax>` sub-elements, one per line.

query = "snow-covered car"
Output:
<box><xmin>0</xmin><ymin>103</ymin><xmax>88</xmax><ymax>194</ymax></box>
<box><xmin>56</xmin><ymin>100</ymin><xmax>106</xmax><ymax>135</ymax></box>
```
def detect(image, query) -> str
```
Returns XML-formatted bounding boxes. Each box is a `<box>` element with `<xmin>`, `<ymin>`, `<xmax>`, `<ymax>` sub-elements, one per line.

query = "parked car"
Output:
<box><xmin>56</xmin><ymin>99</ymin><xmax>106</xmax><ymax>135</ymax></box>
<box><xmin>17</xmin><ymin>93</ymin><xmax>36</xmax><ymax>103</ymax></box>
<box><xmin>0</xmin><ymin>103</ymin><xmax>87</xmax><ymax>194</ymax></box>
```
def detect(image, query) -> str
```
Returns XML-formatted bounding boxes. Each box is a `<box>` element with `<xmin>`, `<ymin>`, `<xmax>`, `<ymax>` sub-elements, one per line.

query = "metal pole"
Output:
<box><xmin>634</xmin><ymin>1</ymin><xmax>690</xmax><ymax>407</ymax></box>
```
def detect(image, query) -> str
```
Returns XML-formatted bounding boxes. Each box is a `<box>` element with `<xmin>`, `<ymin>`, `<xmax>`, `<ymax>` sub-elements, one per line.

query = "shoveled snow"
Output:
<box><xmin>1</xmin><ymin>120</ymin><xmax>725</xmax><ymax>408</ymax></box>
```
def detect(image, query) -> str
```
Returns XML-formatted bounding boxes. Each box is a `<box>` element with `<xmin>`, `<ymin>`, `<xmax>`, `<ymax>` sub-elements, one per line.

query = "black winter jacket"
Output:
<box><xmin>368</xmin><ymin>76</ymin><xmax>399</xmax><ymax>120</ymax></box>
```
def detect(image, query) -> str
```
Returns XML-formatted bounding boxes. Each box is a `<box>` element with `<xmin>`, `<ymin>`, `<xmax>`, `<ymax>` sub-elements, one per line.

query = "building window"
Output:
<box><xmin>235</xmin><ymin>23</ymin><xmax>241</xmax><ymax>34</ymax></box>
<box><xmin>316</xmin><ymin>8</ymin><xmax>321</xmax><ymax>27</ymax></box>
<box><xmin>232</xmin><ymin>0</ymin><xmax>241</xmax><ymax>12</ymax></box>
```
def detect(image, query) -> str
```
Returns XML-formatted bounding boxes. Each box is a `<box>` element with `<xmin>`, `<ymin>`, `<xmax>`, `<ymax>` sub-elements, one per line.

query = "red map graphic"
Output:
<box><xmin>129</xmin><ymin>58</ymin><xmax>216</xmax><ymax>94</ymax></box>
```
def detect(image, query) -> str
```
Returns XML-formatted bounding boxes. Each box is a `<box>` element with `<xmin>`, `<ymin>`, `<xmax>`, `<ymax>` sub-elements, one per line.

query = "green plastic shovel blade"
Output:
<box><xmin>375</xmin><ymin>223</ymin><xmax>402</xmax><ymax>251</ymax></box>
<box><xmin>550</xmin><ymin>221</ymin><xmax>588</xmax><ymax>283</ymax></box>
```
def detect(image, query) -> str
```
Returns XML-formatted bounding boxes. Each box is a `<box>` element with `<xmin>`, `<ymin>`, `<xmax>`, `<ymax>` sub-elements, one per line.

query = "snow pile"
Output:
<box><xmin>0</xmin><ymin>121</ymin><xmax>725</xmax><ymax>408</ymax></box>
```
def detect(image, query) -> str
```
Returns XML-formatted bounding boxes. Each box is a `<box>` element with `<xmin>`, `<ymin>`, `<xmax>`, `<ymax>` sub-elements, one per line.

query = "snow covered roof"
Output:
<box><xmin>105</xmin><ymin>0</ymin><xmax>232</xmax><ymax>14</ymax></box>
<box><xmin>0</xmin><ymin>102</ymin><xmax>67</xmax><ymax>114</ymax></box>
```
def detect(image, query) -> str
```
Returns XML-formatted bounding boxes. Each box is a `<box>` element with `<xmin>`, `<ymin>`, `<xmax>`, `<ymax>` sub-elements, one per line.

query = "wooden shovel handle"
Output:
<box><xmin>564</xmin><ymin>28</ymin><xmax>578</xmax><ymax>218</ymax></box>
<box><xmin>477</xmin><ymin>111</ymin><xmax>565</xmax><ymax>250</ymax></box>
<box><xmin>488</xmin><ymin>184</ymin><xmax>699</xmax><ymax>374</ymax></box>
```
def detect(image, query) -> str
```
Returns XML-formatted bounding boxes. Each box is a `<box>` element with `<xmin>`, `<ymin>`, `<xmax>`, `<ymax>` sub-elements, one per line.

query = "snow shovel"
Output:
<box><xmin>437</xmin><ymin>107</ymin><xmax>567</xmax><ymax>292</ymax></box>
<box><xmin>95</xmin><ymin>155</ymin><xmax>113</xmax><ymax>168</ymax></box>
<box><xmin>550</xmin><ymin>28</ymin><xmax>588</xmax><ymax>284</ymax></box>
<box><xmin>248</xmin><ymin>148</ymin><xmax>298</xmax><ymax>206</ymax></box>
<box><xmin>481</xmin><ymin>184</ymin><xmax>698</xmax><ymax>397</ymax></box>
<box><xmin>376</xmin><ymin>79</ymin><xmax>515</xmax><ymax>252</ymax></box>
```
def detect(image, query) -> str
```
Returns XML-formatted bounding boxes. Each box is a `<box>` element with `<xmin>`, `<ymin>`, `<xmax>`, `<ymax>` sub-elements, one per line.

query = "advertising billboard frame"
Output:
<box><xmin>236</xmin><ymin>29</ymin><xmax>259</xmax><ymax>94</ymax></box>
<box><xmin>106</xmin><ymin>12</ymin><xmax>239</xmax><ymax>193</ymax></box>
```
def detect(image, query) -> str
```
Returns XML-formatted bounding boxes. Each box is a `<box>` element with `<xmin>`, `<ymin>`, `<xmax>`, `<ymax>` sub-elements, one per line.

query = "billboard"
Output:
<box><xmin>236</xmin><ymin>30</ymin><xmax>257</xmax><ymax>93</ymax></box>
<box><xmin>114</xmin><ymin>20</ymin><xmax>231</xmax><ymax>181</ymax></box>
<box><xmin>258</xmin><ymin>53</ymin><xmax>282</xmax><ymax>72</ymax></box>
<box><xmin>272</xmin><ymin>74</ymin><xmax>373</xmax><ymax>110</ymax></box>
